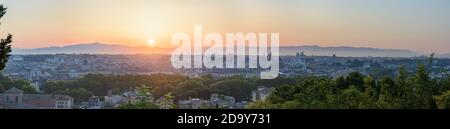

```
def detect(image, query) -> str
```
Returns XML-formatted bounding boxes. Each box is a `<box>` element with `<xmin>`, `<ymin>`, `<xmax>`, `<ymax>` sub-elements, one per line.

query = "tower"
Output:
<box><xmin>294</xmin><ymin>51</ymin><xmax>307</xmax><ymax>70</ymax></box>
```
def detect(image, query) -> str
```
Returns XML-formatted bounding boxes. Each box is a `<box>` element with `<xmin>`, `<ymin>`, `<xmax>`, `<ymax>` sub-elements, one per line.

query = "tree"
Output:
<box><xmin>136</xmin><ymin>84</ymin><xmax>154</xmax><ymax>103</ymax></box>
<box><xmin>364</xmin><ymin>76</ymin><xmax>377</xmax><ymax>100</ymax></box>
<box><xmin>21</xmin><ymin>85</ymin><xmax>37</xmax><ymax>94</ymax></box>
<box><xmin>267</xmin><ymin>84</ymin><xmax>298</xmax><ymax>104</ymax></box>
<box><xmin>396</xmin><ymin>66</ymin><xmax>408</xmax><ymax>97</ymax></box>
<box><xmin>379</xmin><ymin>77</ymin><xmax>396</xmax><ymax>98</ymax></box>
<box><xmin>376</xmin><ymin>77</ymin><xmax>400</xmax><ymax>108</ymax></box>
<box><xmin>247</xmin><ymin>101</ymin><xmax>277</xmax><ymax>109</ymax></box>
<box><xmin>118</xmin><ymin>85</ymin><xmax>159</xmax><ymax>109</ymax></box>
<box><xmin>334</xmin><ymin>76</ymin><xmax>348</xmax><ymax>90</ymax></box>
<box><xmin>396</xmin><ymin>66</ymin><xmax>414</xmax><ymax>108</ymax></box>
<box><xmin>44</xmin><ymin>81</ymin><xmax>67</xmax><ymax>93</ymax></box>
<box><xmin>428</xmin><ymin>53</ymin><xmax>435</xmax><ymax>68</ymax></box>
<box><xmin>333</xmin><ymin>86</ymin><xmax>370</xmax><ymax>109</ymax></box>
<box><xmin>412</xmin><ymin>64</ymin><xmax>433</xmax><ymax>108</ymax></box>
<box><xmin>0</xmin><ymin>5</ymin><xmax>12</xmax><ymax>71</ymax></box>
<box><xmin>346</xmin><ymin>72</ymin><xmax>365</xmax><ymax>91</ymax></box>
<box><xmin>174</xmin><ymin>80</ymin><xmax>210</xmax><ymax>100</ymax></box>
<box><xmin>158</xmin><ymin>92</ymin><xmax>176</xmax><ymax>109</ymax></box>
<box><xmin>54</xmin><ymin>88</ymin><xmax>94</xmax><ymax>104</ymax></box>
<box><xmin>434</xmin><ymin>90</ymin><xmax>450</xmax><ymax>109</ymax></box>
<box><xmin>211</xmin><ymin>79</ymin><xmax>255</xmax><ymax>101</ymax></box>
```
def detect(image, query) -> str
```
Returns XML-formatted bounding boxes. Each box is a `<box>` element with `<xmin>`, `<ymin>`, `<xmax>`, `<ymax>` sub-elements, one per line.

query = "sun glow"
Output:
<box><xmin>148</xmin><ymin>39</ymin><xmax>155</xmax><ymax>45</ymax></box>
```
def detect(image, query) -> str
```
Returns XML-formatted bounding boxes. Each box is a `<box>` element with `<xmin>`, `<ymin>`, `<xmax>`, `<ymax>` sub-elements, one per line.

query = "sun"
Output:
<box><xmin>148</xmin><ymin>39</ymin><xmax>155</xmax><ymax>45</ymax></box>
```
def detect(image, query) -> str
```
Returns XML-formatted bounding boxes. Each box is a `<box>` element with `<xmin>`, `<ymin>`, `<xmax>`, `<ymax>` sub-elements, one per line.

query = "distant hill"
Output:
<box><xmin>279</xmin><ymin>45</ymin><xmax>421</xmax><ymax>57</ymax></box>
<box><xmin>437</xmin><ymin>53</ymin><xmax>450</xmax><ymax>58</ymax></box>
<box><xmin>13</xmin><ymin>43</ymin><xmax>422</xmax><ymax>57</ymax></box>
<box><xmin>12</xmin><ymin>43</ymin><xmax>173</xmax><ymax>55</ymax></box>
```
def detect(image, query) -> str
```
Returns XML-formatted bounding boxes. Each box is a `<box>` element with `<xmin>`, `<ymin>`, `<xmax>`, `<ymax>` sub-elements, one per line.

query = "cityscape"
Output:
<box><xmin>1</xmin><ymin>50</ymin><xmax>449</xmax><ymax>109</ymax></box>
<box><xmin>0</xmin><ymin>0</ymin><xmax>449</xmax><ymax>110</ymax></box>
<box><xmin>1</xmin><ymin>1</ymin><xmax>450</xmax><ymax>129</ymax></box>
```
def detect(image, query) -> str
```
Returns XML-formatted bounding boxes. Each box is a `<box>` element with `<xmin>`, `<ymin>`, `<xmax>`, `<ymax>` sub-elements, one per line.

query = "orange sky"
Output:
<box><xmin>1</xmin><ymin>0</ymin><xmax>450</xmax><ymax>54</ymax></box>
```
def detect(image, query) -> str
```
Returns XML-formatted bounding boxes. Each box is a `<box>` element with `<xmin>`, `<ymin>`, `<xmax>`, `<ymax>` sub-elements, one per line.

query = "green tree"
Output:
<box><xmin>396</xmin><ymin>66</ymin><xmax>408</xmax><ymax>97</ymax></box>
<box><xmin>434</xmin><ymin>90</ymin><xmax>450</xmax><ymax>109</ymax></box>
<box><xmin>267</xmin><ymin>84</ymin><xmax>298</xmax><ymax>104</ymax></box>
<box><xmin>20</xmin><ymin>85</ymin><xmax>37</xmax><ymax>94</ymax></box>
<box><xmin>334</xmin><ymin>76</ymin><xmax>348</xmax><ymax>90</ymax></box>
<box><xmin>158</xmin><ymin>92</ymin><xmax>176</xmax><ymax>109</ymax></box>
<box><xmin>44</xmin><ymin>81</ymin><xmax>67</xmax><ymax>93</ymax></box>
<box><xmin>376</xmin><ymin>77</ymin><xmax>400</xmax><ymax>109</ymax></box>
<box><xmin>396</xmin><ymin>66</ymin><xmax>415</xmax><ymax>108</ymax></box>
<box><xmin>379</xmin><ymin>77</ymin><xmax>396</xmax><ymax>98</ymax></box>
<box><xmin>54</xmin><ymin>88</ymin><xmax>94</xmax><ymax>104</ymax></box>
<box><xmin>427</xmin><ymin>53</ymin><xmax>435</xmax><ymax>68</ymax></box>
<box><xmin>118</xmin><ymin>85</ymin><xmax>159</xmax><ymax>109</ymax></box>
<box><xmin>364</xmin><ymin>76</ymin><xmax>377</xmax><ymax>100</ymax></box>
<box><xmin>137</xmin><ymin>84</ymin><xmax>154</xmax><ymax>103</ymax></box>
<box><xmin>247</xmin><ymin>101</ymin><xmax>277</xmax><ymax>109</ymax></box>
<box><xmin>346</xmin><ymin>72</ymin><xmax>365</xmax><ymax>91</ymax></box>
<box><xmin>211</xmin><ymin>79</ymin><xmax>255</xmax><ymax>101</ymax></box>
<box><xmin>333</xmin><ymin>86</ymin><xmax>371</xmax><ymax>109</ymax></box>
<box><xmin>0</xmin><ymin>75</ymin><xmax>35</xmax><ymax>93</ymax></box>
<box><xmin>174</xmin><ymin>80</ymin><xmax>210</xmax><ymax>100</ymax></box>
<box><xmin>412</xmin><ymin>64</ymin><xmax>433</xmax><ymax>108</ymax></box>
<box><xmin>0</xmin><ymin>5</ymin><xmax>12</xmax><ymax>71</ymax></box>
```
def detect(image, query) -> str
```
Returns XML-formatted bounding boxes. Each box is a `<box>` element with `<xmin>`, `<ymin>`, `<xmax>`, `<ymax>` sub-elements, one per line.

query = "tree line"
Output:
<box><xmin>43</xmin><ymin>74</ymin><xmax>260</xmax><ymax>104</ymax></box>
<box><xmin>40</xmin><ymin>60</ymin><xmax>450</xmax><ymax>109</ymax></box>
<box><xmin>249</xmin><ymin>64</ymin><xmax>450</xmax><ymax>109</ymax></box>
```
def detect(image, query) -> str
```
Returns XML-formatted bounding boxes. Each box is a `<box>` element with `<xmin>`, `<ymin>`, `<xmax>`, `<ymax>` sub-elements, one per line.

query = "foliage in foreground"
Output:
<box><xmin>249</xmin><ymin>65</ymin><xmax>450</xmax><ymax>109</ymax></box>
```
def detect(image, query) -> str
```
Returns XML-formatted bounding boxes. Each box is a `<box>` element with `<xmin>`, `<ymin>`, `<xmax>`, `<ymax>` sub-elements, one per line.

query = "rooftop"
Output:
<box><xmin>4</xmin><ymin>87</ymin><xmax>24</xmax><ymax>94</ymax></box>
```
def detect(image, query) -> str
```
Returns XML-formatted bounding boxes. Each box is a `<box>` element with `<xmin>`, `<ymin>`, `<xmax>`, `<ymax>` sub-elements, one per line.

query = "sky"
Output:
<box><xmin>0</xmin><ymin>0</ymin><xmax>449</xmax><ymax>54</ymax></box>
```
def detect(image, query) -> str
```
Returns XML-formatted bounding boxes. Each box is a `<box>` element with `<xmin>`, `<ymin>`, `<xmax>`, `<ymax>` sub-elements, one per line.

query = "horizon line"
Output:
<box><xmin>12</xmin><ymin>42</ymin><xmax>430</xmax><ymax>54</ymax></box>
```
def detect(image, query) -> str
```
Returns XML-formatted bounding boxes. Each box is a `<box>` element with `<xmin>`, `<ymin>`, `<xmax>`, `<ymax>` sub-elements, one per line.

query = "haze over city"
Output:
<box><xmin>1</xmin><ymin>0</ymin><xmax>450</xmax><ymax>112</ymax></box>
<box><xmin>1</xmin><ymin>0</ymin><xmax>449</xmax><ymax>54</ymax></box>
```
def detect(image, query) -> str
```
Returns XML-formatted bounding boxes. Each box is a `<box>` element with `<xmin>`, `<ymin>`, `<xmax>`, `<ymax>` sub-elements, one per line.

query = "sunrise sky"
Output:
<box><xmin>0</xmin><ymin>0</ymin><xmax>449</xmax><ymax>54</ymax></box>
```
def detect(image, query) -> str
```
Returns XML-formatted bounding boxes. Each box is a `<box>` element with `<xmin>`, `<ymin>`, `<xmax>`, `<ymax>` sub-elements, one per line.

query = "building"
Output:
<box><xmin>156</xmin><ymin>96</ymin><xmax>174</xmax><ymax>109</ymax></box>
<box><xmin>177</xmin><ymin>94</ymin><xmax>243</xmax><ymax>109</ymax></box>
<box><xmin>210</xmin><ymin>94</ymin><xmax>235</xmax><ymax>109</ymax></box>
<box><xmin>0</xmin><ymin>87</ymin><xmax>74</xmax><ymax>109</ymax></box>
<box><xmin>85</xmin><ymin>96</ymin><xmax>103</xmax><ymax>109</ymax></box>
<box><xmin>104</xmin><ymin>95</ymin><xmax>124</xmax><ymax>107</ymax></box>
<box><xmin>178</xmin><ymin>98</ymin><xmax>210</xmax><ymax>109</ymax></box>
<box><xmin>292</xmin><ymin>51</ymin><xmax>307</xmax><ymax>70</ymax></box>
<box><xmin>252</xmin><ymin>86</ymin><xmax>275</xmax><ymax>102</ymax></box>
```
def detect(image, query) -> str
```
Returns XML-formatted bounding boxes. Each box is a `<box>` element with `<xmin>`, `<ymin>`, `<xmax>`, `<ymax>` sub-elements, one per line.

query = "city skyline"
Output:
<box><xmin>1</xmin><ymin>0</ymin><xmax>449</xmax><ymax>54</ymax></box>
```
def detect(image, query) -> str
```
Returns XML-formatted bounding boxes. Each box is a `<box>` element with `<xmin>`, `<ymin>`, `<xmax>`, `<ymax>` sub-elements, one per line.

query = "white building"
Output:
<box><xmin>178</xmin><ymin>98</ymin><xmax>209</xmax><ymax>109</ymax></box>
<box><xmin>104</xmin><ymin>95</ymin><xmax>124</xmax><ymax>106</ymax></box>
<box><xmin>252</xmin><ymin>86</ymin><xmax>275</xmax><ymax>102</ymax></box>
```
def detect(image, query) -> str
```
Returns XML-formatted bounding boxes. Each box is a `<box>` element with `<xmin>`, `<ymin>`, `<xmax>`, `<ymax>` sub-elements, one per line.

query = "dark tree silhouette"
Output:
<box><xmin>0</xmin><ymin>5</ymin><xmax>12</xmax><ymax>71</ymax></box>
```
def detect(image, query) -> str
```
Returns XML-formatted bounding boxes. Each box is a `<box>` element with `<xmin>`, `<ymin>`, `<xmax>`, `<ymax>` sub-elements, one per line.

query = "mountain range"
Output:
<box><xmin>13</xmin><ymin>43</ymin><xmax>173</xmax><ymax>55</ymax></box>
<box><xmin>12</xmin><ymin>43</ymin><xmax>442</xmax><ymax>58</ymax></box>
<box><xmin>436</xmin><ymin>53</ymin><xmax>450</xmax><ymax>58</ymax></box>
